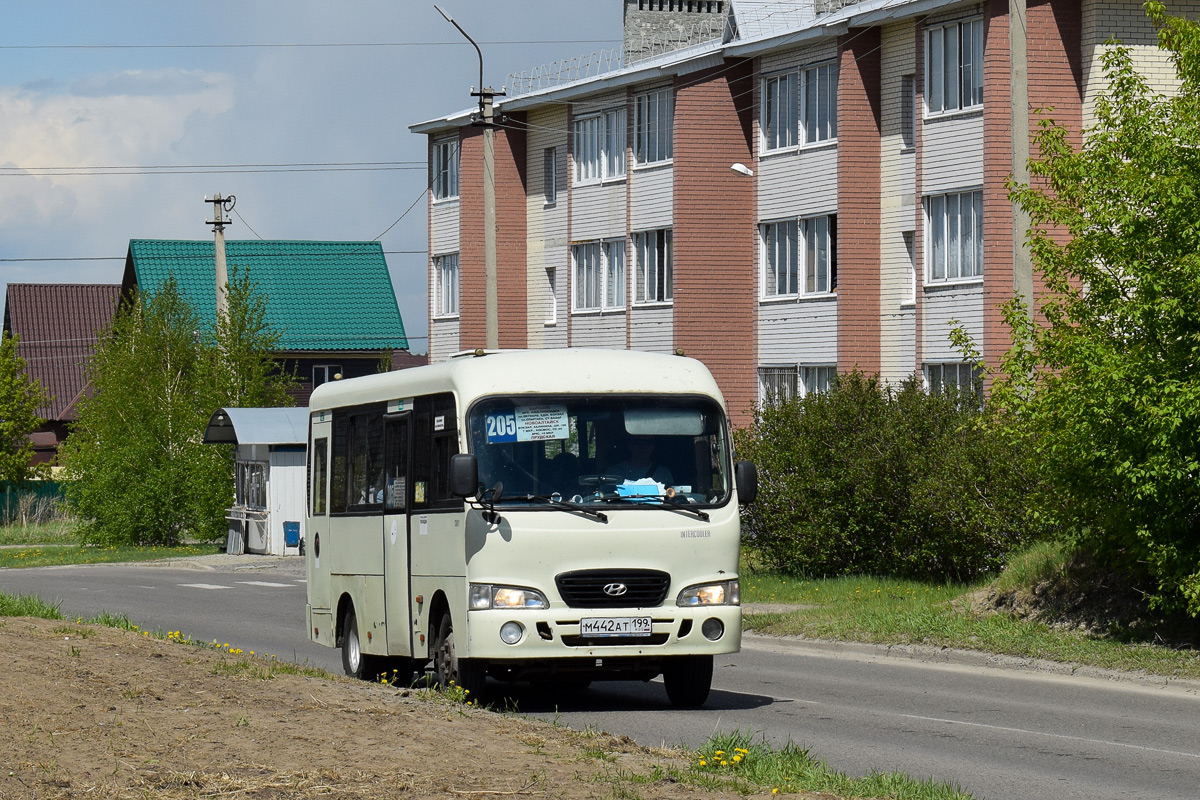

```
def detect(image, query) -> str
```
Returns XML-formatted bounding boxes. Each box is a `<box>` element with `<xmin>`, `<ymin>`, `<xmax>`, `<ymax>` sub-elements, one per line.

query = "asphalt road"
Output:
<box><xmin>3</xmin><ymin>556</ymin><xmax>1199</xmax><ymax>800</ymax></box>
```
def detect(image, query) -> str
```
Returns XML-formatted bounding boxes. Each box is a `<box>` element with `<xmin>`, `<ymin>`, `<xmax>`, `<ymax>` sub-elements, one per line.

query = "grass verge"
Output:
<box><xmin>742</xmin><ymin>543</ymin><xmax>1200</xmax><ymax>680</ymax></box>
<box><xmin>0</xmin><ymin>520</ymin><xmax>79</xmax><ymax>546</ymax></box>
<box><xmin>677</xmin><ymin>730</ymin><xmax>972</xmax><ymax>799</ymax></box>
<box><xmin>0</xmin><ymin>543</ymin><xmax>222</xmax><ymax>568</ymax></box>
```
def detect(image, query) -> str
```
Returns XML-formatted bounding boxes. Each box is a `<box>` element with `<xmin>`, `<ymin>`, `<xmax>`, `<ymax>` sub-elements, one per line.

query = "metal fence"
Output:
<box><xmin>1</xmin><ymin>481</ymin><xmax>68</xmax><ymax>526</ymax></box>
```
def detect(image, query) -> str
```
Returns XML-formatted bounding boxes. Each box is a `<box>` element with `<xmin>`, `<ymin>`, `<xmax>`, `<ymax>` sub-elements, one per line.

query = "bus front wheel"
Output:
<box><xmin>341</xmin><ymin>606</ymin><xmax>383</xmax><ymax>681</ymax></box>
<box><xmin>433</xmin><ymin>614</ymin><xmax>486</xmax><ymax>699</ymax></box>
<box><xmin>662</xmin><ymin>654</ymin><xmax>713</xmax><ymax>708</ymax></box>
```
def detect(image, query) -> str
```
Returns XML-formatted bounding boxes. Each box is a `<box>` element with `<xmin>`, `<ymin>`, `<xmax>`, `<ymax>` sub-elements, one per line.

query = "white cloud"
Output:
<box><xmin>0</xmin><ymin>69</ymin><xmax>235</xmax><ymax>232</ymax></box>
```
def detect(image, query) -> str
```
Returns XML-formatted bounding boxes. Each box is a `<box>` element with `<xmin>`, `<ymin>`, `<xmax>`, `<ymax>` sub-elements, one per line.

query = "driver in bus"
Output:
<box><xmin>608</xmin><ymin>436</ymin><xmax>674</xmax><ymax>485</ymax></box>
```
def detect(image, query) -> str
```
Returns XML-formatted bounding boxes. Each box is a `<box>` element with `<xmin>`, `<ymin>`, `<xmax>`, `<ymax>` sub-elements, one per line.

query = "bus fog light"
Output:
<box><xmin>701</xmin><ymin>617</ymin><xmax>724</xmax><ymax>641</ymax></box>
<box><xmin>500</xmin><ymin>621</ymin><xmax>524</xmax><ymax>645</ymax></box>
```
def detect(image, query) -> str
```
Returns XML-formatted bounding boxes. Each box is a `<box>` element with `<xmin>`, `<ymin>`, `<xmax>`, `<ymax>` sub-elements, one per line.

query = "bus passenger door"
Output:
<box><xmin>306</xmin><ymin>419</ymin><xmax>334</xmax><ymax>647</ymax></box>
<box><xmin>383</xmin><ymin>413</ymin><xmax>412</xmax><ymax>658</ymax></box>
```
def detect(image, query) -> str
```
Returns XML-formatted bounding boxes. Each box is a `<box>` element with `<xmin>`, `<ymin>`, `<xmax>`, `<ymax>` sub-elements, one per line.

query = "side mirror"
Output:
<box><xmin>449</xmin><ymin>453</ymin><xmax>479</xmax><ymax>498</ymax></box>
<box><xmin>735</xmin><ymin>461</ymin><xmax>757</xmax><ymax>506</ymax></box>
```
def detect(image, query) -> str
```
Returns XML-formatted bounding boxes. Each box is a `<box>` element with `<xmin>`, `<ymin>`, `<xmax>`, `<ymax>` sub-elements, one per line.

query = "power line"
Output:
<box><xmin>0</xmin><ymin>160</ymin><xmax>422</xmax><ymax>172</ymax></box>
<box><xmin>0</xmin><ymin>39</ymin><xmax>620</xmax><ymax>51</ymax></box>
<box><xmin>0</xmin><ymin>251</ymin><xmax>426</xmax><ymax>264</ymax></box>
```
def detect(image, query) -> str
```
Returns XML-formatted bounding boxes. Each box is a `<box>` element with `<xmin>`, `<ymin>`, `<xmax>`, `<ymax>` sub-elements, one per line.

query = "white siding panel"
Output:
<box><xmin>527</xmin><ymin>105</ymin><xmax>569</xmax><ymax>346</ymax></box>
<box><xmin>629</xmin><ymin>306</ymin><xmax>673</xmax><ymax>353</ymax></box>
<box><xmin>922</xmin><ymin>284</ymin><xmax>983</xmax><ymax>361</ymax></box>
<box><xmin>759</xmin><ymin>146</ymin><xmax>838</xmax><ymax>220</ymax></box>
<box><xmin>572</xmin><ymin>182</ymin><xmax>627</xmax><ymax>241</ymax></box>
<box><xmin>572</xmin><ymin>90</ymin><xmax>627</xmax><ymax>117</ymax></box>
<box><xmin>760</xmin><ymin>40</ymin><xmax>838</xmax><ymax>75</ymax></box>
<box><xmin>922</xmin><ymin>113</ymin><xmax>983</xmax><ymax>193</ymax></box>
<box><xmin>630</xmin><ymin>164</ymin><xmax>673</xmax><ymax>230</ymax></box>
<box><xmin>268</xmin><ymin>451</ymin><xmax>306</xmax><ymax>555</ymax></box>
<box><xmin>757</xmin><ymin>298</ymin><xmax>837</xmax><ymax>363</ymax></box>
<box><xmin>431</xmin><ymin>201</ymin><xmax>459</xmax><ymax>255</ymax></box>
<box><xmin>570</xmin><ymin>313</ymin><xmax>626</xmax><ymax>349</ymax></box>
<box><xmin>429</xmin><ymin>317</ymin><xmax>460</xmax><ymax>363</ymax></box>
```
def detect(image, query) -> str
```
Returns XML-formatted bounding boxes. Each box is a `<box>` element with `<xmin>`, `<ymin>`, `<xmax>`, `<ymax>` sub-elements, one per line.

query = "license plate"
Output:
<box><xmin>579</xmin><ymin>616</ymin><xmax>652</xmax><ymax>637</ymax></box>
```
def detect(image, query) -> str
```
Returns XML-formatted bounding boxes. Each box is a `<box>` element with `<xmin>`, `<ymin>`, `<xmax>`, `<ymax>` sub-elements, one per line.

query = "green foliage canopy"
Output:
<box><xmin>0</xmin><ymin>333</ymin><xmax>50</xmax><ymax>485</ymax></box>
<box><xmin>62</xmin><ymin>270</ymin><xmax>295</xmax><ymax>546</ymax></box>
<box><xmin>1002</xmin><ymin>3</ymin><xmax>1200</xmax><ymax>614</ymax></box>
<box><xmin>736</xmin><ymin>372</ymin><xmax>1048</xmax><ymax>581</ymax></box>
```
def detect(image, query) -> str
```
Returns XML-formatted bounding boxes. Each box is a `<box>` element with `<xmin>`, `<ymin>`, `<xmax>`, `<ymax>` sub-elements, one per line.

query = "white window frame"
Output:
<box><xmin>634</xmin><ymin>88</ymin><xmax>673</xmax><ymax>165</ymax></box>
<box><xmin>758</xmin><ymin>365</ymin><xmax>798</xmax><ymax>405</ymax></box>
<box><xmin>434</xmin><ymin>253</ymin><xmax>460</xmax><ymax>318</ymax></box>
<box><xmin>800</xmin><ymin>62</ymin><xmax>837</xmax><ymax>144</ymax></box>
<box><xmin>545</xmin><ymin>267</ymin><xmax>558</xmax><ymax>326</ymax></box>
<box><xmin>762</xmin><ymin>71</ymin><xmax>798</xmax><ymax>152</ymax></box>
<box><xmin>633</xmin><ymin>228</ymin><xmax>673</xmax><ymax>304</ymax></box>
<box><xmin>761</xmin><ymin>219</ymin><xmax>799</xmax><ymax>298</ymax></box>
<box><xmin>925</xmin><ymin>17</ymin><xmax>984</xmax><ymax>116</ymax></box>
<box><xmin>312</xmin><ymin>364</ymin><xmax>342</xmax><ymax>389</ymax></box>
<box><xmin>573</xmin><ymin>108</ymin><xmax>626</xmax><ymax>185</ymax></box>
<box><xmin>432</xmin><ymin>137</ymin><xmax>459</xmax><ymax>201</ymax></box>
<box><xmin>925</xmin><ymin>361</ymin><xmax>983</xmax><ymax>406</ymax></box>
<box><xmin>543</xmin><ymin>146</ymin><xmax>557</xmax><ymax>204</ymax></box>
<box><xmin>572</xmin><ymin>238</ymin><xmax>626</xmax><ymax>313</ymax></box>
<box><xmin>801</xmin><ymin>365</ymin><xmax>837</xmax><ymax>396</ymax></box>
<box><xmin>803</xmin><ymin>214</ymin><xmax>836</xmax><ymax>295</ymax></box>
<box><xmin>925</xmin><ymin>190</ymin><xmax>983</xmax><ymax>283</ymax></box>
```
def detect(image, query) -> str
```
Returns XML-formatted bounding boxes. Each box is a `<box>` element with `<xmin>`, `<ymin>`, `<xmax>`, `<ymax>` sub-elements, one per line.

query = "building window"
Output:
<box><xmin>758</xmin><ymin>366</ymin><xmax>798</xmax><ymax>404</ymax></box>
<box><xmin>903</xmin><ymin>230</ymin><xmax>916</xmax><ymax>303</ymax></box>
<box><xmin>925</xmin><ymin>362</ymin><xmax>983</xmax><ymax>406</ymax></box>
<box><xmin>762</xmin><ymin>63</ymin><xmax>837</xmax><ymax>150</ymax></box>
<box><xmin>312</xmin><ymin>364</ymin><xmax>342</xmax><ymax>388</ymax></box>
<box><xmin>925</xmin><ymin>18</ymin><xmax>984</xmax><ymax>115</ymax></box>
<box><xmin>804</xmin><ymin>215</ymin><xmax>837</xmax><ymax>294</ymax></box>
<box><xmin>801</xmin><ymin>62</ymin><xmax>837</xmax><ymax>144</ymax></box>
<box><xmin>235</xmin><ymin>461</ymin><xmax>267</xmax><ymax>510</ymax></box>
<box><xmin>761</xmin><ymin>216</ymin><xmax>835</xmax><ymax>297</ymax></box>
<box><xmin>434</xmin><ymin>253</ymin><xmax>460</xmax><ymax>316</ymax></box>
<box><xmin>573</xmin><ymin>108</ymin><xmax>626</xmax><ymax>184</ymax></box>
<box><xmin>432</xmin><ymin>137</ymin><xmax>459</xmax><ymax>200</ymax></box>
<box><xmin>634</xmin><ymin>88</ymin><xmax>673</xmax><ymax>164</ymax></box>
<box><xmin>926</xmin><ymin>190</ymin><xmax>983</xmax><ymax>282</ymax></box>
<box><xmin>801</xmin><ymin>365</ymin><xmax>837</xmax><ymax>396</ymax></box>
<box><xmin>761</xmin><ymin>219</ymin><xmax>798</xmax><ymax>297</ymax></box>
<box><xmin>543</xmin><ymin>146</ymin><xmax>557</xmax><ymax>204</ymax></box>
<box><xmin>545</xmin><ymin>267</ymin><xmax>557</xmax><ymax>325</ymax></box>
<box><xmin>633</xmin><ymin>228</ymin><xmax>673</xmax><ymax>303</ymax></box>
<box><xmin>901</xmin><ymin>74</ymin><xmax>916</xmax><ymax>149</ymax></box>
<box><xmin>762</xmin><ymin>71</ymin><xmax>798</xmax><ymax>151</ymax></box>
<box><xmin>572</xmin><ymin>239</ymin><xmax>626</xmax><ymax>312</ymax></box>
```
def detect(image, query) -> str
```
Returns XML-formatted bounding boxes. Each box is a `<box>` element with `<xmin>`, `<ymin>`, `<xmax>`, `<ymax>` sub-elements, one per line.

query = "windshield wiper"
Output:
<box><xmin>594</xmin><ymin>495</ymin><xmax>710</xmax><ymax>521</ymax></box>
<box><xmin>509</xmin><ymin>493</ymin><xmax>608</xmax><ymax>523</ymax></box>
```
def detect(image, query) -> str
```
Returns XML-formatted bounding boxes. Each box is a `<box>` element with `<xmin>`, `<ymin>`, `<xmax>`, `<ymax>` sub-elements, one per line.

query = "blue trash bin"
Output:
<box><xmin>284</xmin><ymin>521</ymin><xmax>300</xmax><ymax>548</ymax></box>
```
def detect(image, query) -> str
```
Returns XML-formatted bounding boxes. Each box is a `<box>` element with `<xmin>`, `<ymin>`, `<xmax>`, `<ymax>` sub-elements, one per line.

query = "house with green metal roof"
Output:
<box><xmin>122</xmin><ymin>239</ymin><xmax>423</xmax><ymax>404</ymax></box>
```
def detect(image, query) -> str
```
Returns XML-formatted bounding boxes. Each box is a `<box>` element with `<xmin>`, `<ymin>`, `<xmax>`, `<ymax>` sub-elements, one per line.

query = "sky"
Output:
<box><xmin>0</xmin><ymin>2</ymin><xmax>622</xmax><ymax>354</ymax></box>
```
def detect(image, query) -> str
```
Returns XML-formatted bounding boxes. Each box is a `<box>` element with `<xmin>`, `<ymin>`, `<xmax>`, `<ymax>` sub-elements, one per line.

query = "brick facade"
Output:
<box><xmin>836</xmin><ymin>28</ymin><xmax>884</xmax><ymax>376</ymax></box>
<box><xmin>673</xmin><ymin>59</ymin><xmax>758</xmax><ymax>425</ymax></box>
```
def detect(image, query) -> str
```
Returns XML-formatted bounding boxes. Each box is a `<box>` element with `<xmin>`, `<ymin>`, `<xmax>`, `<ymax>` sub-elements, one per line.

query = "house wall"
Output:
<box><xmin>526</xmin><ymin>105</ymin><xmax>570</xmax><ymax>348</ymax></box>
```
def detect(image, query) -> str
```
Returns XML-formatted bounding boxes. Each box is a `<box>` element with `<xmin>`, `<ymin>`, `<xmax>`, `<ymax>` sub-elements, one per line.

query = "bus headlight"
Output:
<box><xmin>677</xmin><ymin>579</ymin><xmax>740</xmax><ymax>607</ymax></box>
<box><xmin>470</xmin><ymin>583</ymin><xmax>549</xmax><ymax>610</ymax></box>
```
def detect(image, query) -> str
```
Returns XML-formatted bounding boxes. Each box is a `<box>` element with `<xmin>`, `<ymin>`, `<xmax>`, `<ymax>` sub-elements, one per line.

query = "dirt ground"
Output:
<box><xmin>0</xmin><ymin>615</ymin><xmax>785</xmax><ymax>800</ymax></box>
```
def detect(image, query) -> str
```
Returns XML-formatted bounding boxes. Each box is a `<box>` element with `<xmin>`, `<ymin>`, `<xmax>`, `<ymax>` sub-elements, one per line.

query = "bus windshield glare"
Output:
<box><xmin>467</xmin><ymin>395</ymin><xmax>732</xmax><ymax>507</ymax></box>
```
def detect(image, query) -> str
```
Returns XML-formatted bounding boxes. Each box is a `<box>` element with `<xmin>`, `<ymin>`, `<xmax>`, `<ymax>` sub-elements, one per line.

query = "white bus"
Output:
<box><xmin>305</xmin><ymin>348</ymin><xmax>756</xmax><ymax>706</ymax></box>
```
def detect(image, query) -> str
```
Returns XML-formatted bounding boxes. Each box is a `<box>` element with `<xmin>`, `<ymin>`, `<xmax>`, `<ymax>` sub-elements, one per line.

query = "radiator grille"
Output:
<box><xmin>555</xmin><ymin>569</ymin><xmax>670</xmax><ymax>608</ymax></box>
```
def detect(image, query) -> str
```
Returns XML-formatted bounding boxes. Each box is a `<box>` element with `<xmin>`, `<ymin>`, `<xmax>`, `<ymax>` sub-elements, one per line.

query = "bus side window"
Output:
<box><xmin>310</xmin><ymin>437</ymin><xmax>328</xmax><ymax>516</ymax></box>
<box><xmin>385</xmin><ymin>416</ymin><xmax>409</xmax><ymax>512</ymax></box>
<box><xmin>413</xmin><ymin>392</ymin><xmax>462</xmax><ymax>510</ymax></box>
<box><xmin>331</xmin><ymin>404</ymin><xmax>386</xmax><ymax>514</ymax></box>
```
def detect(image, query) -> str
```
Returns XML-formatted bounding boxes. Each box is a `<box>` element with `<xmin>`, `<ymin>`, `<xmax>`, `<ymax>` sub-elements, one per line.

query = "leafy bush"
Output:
<box><xmin>735</xmin><ymin>371</ymin><xmax>1051</xmax><ymax>581</ymax></box>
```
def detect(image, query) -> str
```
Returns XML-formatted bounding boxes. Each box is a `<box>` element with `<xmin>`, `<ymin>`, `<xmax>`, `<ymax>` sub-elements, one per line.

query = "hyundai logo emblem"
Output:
<box><xmin>603</xmin><ymin>583</ymin><xmax>628</xmax><ymax>597</ymax></box>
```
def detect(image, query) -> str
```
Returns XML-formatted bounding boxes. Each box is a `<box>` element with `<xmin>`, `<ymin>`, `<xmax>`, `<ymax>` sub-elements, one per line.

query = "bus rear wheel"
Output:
<box><xmin>662</xmin><ymin>654</ymin><xmax>713</xmax><ymax>708</ymax></box>
<box><xmin>341</xmin><ymin>606</ymin><xmax>383</xmax><ymax>681</ymax></box>
<box><xmin>433</xmin><ymin>614</ymin><xmax>486</xmax><ymax>699</ymax></box>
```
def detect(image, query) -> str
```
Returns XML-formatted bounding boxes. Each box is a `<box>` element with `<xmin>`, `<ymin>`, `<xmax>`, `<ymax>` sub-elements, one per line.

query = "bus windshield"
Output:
<box><xmin>466</xmin><ymin>394</ymin><xmax>732</xmax><ymax>507</ymax></box>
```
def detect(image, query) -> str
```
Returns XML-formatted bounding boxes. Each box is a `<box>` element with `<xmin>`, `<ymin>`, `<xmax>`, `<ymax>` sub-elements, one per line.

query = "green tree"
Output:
<box><xmin>0</xmin><ymin>333</ymin><xmax>50</xmax><ymax>484</ymax></box>
<box><xmin>736</xmin><ymin>371</ymin><xmax>1047</xmax><ymax>581</ymax></box>
<box><xmin>210</xmin><ymin>265</ymin><xmax>298</xmax><ymax>407</ymax></box>
<box><xmin>61</xmin><ymin>281</ymin><xmax>229</xmax><ymax>546</ymax></box>
<box><xmin>1003</xmin><ymin>2</ymin><xmax>1200</xmax><ymax>614</ymax></box>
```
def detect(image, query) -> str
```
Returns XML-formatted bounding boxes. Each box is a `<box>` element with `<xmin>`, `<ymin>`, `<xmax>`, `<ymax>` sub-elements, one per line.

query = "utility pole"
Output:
<box><xmin>205</xmin><ymin>193</ymin><xmax>236</xmax><ymax>323</ymax></box>
<box><xmin>435</xmin><ymin>5</ymin><xmax>505</xmax><ymax>350</ymax></box>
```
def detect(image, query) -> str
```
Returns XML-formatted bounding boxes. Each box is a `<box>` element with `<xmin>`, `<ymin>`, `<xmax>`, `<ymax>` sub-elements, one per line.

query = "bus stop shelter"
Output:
<box><xmin>204</xmin><ymin>407</ymin><xmax>308</xmax><ymax>556</ymax></box>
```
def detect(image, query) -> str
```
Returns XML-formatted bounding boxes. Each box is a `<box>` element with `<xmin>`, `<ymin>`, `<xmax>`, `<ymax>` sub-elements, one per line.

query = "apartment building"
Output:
<box><xmin>411</xmin><ymin>0</ymin><xmax>1191</xmax><ymax>424</ymax></box>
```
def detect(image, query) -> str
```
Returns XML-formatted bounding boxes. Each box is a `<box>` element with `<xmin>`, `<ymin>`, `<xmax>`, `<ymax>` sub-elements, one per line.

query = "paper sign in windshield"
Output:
<box><xmin>485</xmin><ymin>405</ymin><xmax>569</xmax><ymax>443</ymax></box>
